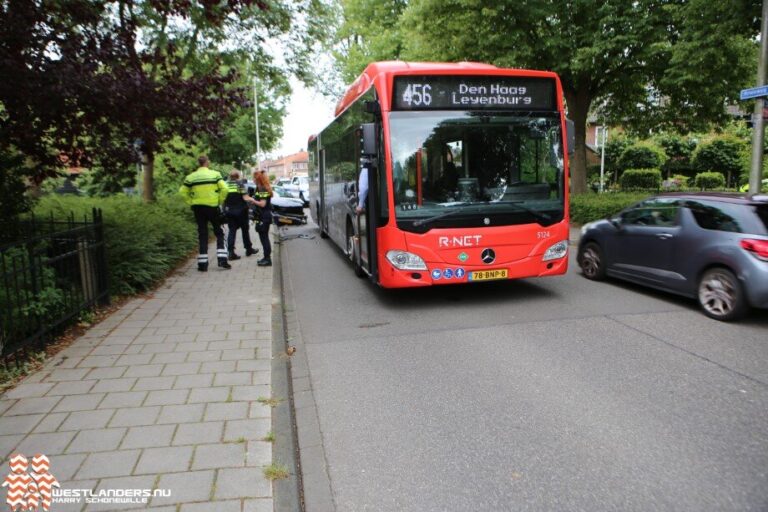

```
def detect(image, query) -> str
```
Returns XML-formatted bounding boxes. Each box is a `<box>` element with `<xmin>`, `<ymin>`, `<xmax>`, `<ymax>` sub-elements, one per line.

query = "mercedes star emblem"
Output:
<box><xmin>481</xmin><ymin>248</ymin><xmax>496</xmax><ymax>264</ymax></box>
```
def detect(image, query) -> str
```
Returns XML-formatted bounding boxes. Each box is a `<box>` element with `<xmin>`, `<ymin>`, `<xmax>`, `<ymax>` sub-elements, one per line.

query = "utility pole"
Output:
<box><xmin>749</xmin><ymin>0</ymin><xmax>768</xmax><ymax>196</ymax></box>
<box><xmin>253</xmin><ymin>75</ymin><xmax>261</xmax><ymax>172</ymax></box>
<box><xmin>598</xmin><ymin>126</ymin><xmax>608</xmax><ymax>193</ymax></box>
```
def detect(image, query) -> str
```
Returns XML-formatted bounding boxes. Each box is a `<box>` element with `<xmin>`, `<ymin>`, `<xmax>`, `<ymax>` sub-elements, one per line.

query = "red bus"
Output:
<box><xmin>308</xmin><ymin>61</ymin><xmax>573</xmax><ymax>288</ymax></box>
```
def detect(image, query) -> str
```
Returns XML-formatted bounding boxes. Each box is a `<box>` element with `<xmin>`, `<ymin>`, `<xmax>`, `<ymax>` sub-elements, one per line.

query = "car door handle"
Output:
<box><xmin>656</xmin><ymin>233</ymin><xmax>673</xmax><ymax>240</ymax></box>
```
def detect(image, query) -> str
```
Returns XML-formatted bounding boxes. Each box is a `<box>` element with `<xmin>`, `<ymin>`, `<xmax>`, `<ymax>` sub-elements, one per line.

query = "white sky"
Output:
<box><xmin>275</xmin><ymin>78</ymin><xmax>336</xmax><ymax>156</ymax></box>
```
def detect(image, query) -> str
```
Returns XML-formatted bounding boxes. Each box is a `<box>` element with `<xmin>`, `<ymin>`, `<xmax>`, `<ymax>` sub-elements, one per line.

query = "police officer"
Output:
<box><xmin>224</xmin><ymin>170</ymin><xmax>259</xmax><ymax>260</ymax></box>
<box><xmin>252</xmin><ymin>169</ymin><xmax>273</xmax><ymax>266</ymax></box>
<box><xmin>179</xmin><ymin>155</ymin><xmax>230</xmax><ymax>271</ymax></box>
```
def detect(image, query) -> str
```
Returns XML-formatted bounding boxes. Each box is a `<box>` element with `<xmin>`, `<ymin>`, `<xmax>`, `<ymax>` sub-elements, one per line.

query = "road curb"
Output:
<box><xmin>271</xmin><ymin>229</ymin><xmax>303</xmax><ymax>512</ymax></box>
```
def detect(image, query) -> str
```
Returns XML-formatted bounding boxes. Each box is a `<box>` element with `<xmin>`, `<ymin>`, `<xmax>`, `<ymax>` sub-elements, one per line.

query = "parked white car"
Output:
<box><xmin>282</xmin><ymin>176</ymin><xmax>310</xmax><ymax>206</ymax></box>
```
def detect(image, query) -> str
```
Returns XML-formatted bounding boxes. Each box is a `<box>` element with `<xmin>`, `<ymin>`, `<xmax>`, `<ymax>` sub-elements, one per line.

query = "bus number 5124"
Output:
<box><xmin>402</xmin><ymin>84</ymin><xmax>432</xmax><ymax>106</ymax></box>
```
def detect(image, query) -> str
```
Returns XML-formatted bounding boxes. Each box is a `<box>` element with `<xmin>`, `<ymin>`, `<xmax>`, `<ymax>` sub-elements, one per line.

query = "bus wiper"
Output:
<box><xmin>412</xmin><ymin>203</ymin><xmax>478</xmax><ymax>227</ymax></box>
<box><xmin>505</xmin><ymin>201</ymin><xmax>552</xmax><ymax>224</ymax></box>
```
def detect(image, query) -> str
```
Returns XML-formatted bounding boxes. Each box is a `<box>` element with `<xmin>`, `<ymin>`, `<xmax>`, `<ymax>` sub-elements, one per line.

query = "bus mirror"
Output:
<box><xmin>565</xmin><ymin>119</ymin><xmax>575</xmax><ymax>155</ymax></box>
<box><xmin>364</xmin><ymin>100</ymin><xmax>381</xmax><ymax>114</ymax></box>
<box><xmin>361</xmin><ymin>123</ymin><xmax>377</xmax><ymax>156</ymax></box>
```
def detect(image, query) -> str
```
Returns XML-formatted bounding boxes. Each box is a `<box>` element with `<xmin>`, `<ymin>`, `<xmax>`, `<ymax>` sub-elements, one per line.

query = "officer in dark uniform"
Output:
<box><xmin>252</xmin><ymin>169</ymin><xmax>273</xmax><ymax>266</ymax></box>
<box><xmin>224</xmin><ymin>170</ymin><xmax>259</xmax><ymax>260</ymax></box>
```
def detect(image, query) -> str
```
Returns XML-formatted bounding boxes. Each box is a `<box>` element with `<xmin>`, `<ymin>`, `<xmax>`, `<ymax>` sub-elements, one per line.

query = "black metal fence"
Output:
<box><xmin>0</xmin><ymin>208</ymin><xmax>109</xmax><ymax>363</ymax></box>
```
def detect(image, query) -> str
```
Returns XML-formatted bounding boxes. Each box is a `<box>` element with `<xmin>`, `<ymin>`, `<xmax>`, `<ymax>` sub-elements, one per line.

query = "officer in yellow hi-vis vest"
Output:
<box><xmin>179</xmin><ymin>155</ymin><xmax>230</xmax><ymax>271</ymax></box>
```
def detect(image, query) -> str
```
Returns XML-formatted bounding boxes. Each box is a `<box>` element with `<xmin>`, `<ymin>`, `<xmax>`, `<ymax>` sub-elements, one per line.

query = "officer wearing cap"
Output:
<box><xmin>179</xmin><ymin>155</ymin><xmax>230</xmax><ymax>271</ymax></box>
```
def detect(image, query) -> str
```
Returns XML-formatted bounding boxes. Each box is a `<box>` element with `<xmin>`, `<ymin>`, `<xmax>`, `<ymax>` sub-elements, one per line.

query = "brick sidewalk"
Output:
<box><xmin>0</xmin><ymin>237</ymin><xmax>275</xmax><ymax>512</ymax></box>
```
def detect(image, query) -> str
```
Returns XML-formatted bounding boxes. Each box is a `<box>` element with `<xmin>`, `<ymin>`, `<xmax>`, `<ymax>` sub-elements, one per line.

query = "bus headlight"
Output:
<box><xmin>542</xmin><ymin>240</ymin><xmax>568</xmax><ymax>261</ymax></box>
<box><xmin>386</xmin><ymin>250</ymin><xmax>427</xmax><ymax>270</ymax></box>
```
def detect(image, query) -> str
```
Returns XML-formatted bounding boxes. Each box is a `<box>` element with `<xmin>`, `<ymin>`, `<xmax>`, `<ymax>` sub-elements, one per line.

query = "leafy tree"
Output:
<box><xmin>619</xmin><ymin>143</ymin><xmax>667</xmax><ymax>173</ymax></box>
<box><xmin>692</xmin><ymin>135</ymin><xmax>746</xmax><ymax>188</ymax></box>
<box><xmin>654</xmin><ymin>133</ymin><xmax>697</xmax><ymax>178</ymax></box>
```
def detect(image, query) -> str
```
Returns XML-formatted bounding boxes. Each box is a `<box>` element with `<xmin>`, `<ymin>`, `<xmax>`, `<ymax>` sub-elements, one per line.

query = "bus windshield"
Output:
<box><xmin>389</xmin><ymin>111</ymin><xmax>565</xmax><ymax>232</ymax></box>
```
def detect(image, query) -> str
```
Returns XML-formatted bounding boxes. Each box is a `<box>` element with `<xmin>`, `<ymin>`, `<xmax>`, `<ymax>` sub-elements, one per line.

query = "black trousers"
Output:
<box><xmin>192</xmin><ymin>205</ymin><xmax>226</xmax><ymax>263</ymax></box>
<box><xmin>256</xmin><ymin>223</ymin><xmax>271</xmax><ymax>259</ymax></box>
<box><xmin>226</xmin><ymin>210</ymin><xmax>252</xmax><ymax>252</ymax></box>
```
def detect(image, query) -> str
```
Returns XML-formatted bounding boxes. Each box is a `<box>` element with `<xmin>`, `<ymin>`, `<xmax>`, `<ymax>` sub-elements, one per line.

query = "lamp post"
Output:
<box><xmin>749</xmin><ymin>0</ymin><xmax>768</xmax><ymax>196</ymax></box>
<box><xmin>253</xmin><ymin>75</ymin><xmax>261</xmax><ymax>172</ymax></box>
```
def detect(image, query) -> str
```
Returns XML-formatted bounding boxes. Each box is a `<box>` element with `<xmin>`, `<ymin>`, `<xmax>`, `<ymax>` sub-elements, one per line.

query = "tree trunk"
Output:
<box><xmin>143</xmin><ymin>151</ymin><xmax>155</xmax><ymax>202</ymax></box>
<box><xmin>564</xmin><ymin>89</ymin><xmax>592</xmax><ymax>195</ymax></box>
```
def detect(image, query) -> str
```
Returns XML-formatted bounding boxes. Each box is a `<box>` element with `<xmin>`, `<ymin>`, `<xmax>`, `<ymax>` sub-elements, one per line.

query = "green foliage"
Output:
<box><xmin>619</xmin><ymin>169</ymin><xmax>662</xmax><ymax>190</ymax></box>
<box><xmin>0</xmin><ymin>148</ymin><xmax>34</xmax><ymax>235</ymax></box>
<box><xmin>692</xmin><ymin>135</ymin><xmax>745</xmax><ymax>173</ymax></box>
<box><xmin>33</xmin><ymin>196</ymin><xmax>196</xmax><ymax>296</ymax></box>
<box><xmin>654</xmin><ymin>133</ymin><xmax>698</xmax><ymax>177</ymax></box>
<box><xmin>694</xmin><ymin>171</ymin><xmax>726</xmax><ymax>190</ymax></box>
<box><xmin>0</xmin><ymin>351</ymin><xmax>46</xmax><ymax>390</ymax></box>
<box><xmin>618</xmin><ymin>143</ymin><xmax>667</xmax><ymax>172</ymax></box>
<box><xmin>570</xmin><ymin>192</ymin><xmax>649</xmax><ymax>225</ymax></box>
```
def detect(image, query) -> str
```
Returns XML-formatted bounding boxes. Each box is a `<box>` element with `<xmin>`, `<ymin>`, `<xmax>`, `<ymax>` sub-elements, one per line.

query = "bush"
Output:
<box><xmin>570</xmin><ymin>192</ymin><xmax>648</xmax><ymax>224</ymax></box>
<box><xmin>692</xmin><ymin>135</ymin><xmax>745</xmax><ymax>187</ymax></box>
<box><xmin>33</xmin><ymin>195</ymin><xmax>197</xmax><ymax>296</ymax></box>
<box><xmin>619</xmin><ymin>168</ymin><xmax>662</xmax><ymax>190</ymax></box>
<box><xmin>694</xmin><ymin>172</ymin><xmax>726</xmax><ymax>190</ymax></box>
<box><xmin>618</xmin><ymin>142</ymin><xmax>667</xmax><ymax>172</ymax></box>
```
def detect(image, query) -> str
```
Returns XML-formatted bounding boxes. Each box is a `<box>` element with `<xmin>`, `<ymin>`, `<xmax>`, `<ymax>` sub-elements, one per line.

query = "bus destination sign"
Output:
<box><xmin>392</xmin><ymin>75</ymin><xmax>556</xmax><ymax>111</ymax></box>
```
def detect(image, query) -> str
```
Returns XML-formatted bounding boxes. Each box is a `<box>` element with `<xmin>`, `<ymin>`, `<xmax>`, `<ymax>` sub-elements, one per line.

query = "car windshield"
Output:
<box><xmin>388</xmin><ymin>111</ymin><xmax>565</xmax><ymax>232</ymax></box>
<box><xmin>273</xmin><ymin>186</ymin><xmax>293</xmax><ymax>198</ymax></box>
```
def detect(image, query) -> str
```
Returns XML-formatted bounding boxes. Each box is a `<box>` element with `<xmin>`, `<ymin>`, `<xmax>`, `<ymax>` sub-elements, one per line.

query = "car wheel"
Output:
<box><xmin>697</xmin><ymin>268</ymin><xmax>748</xmax><ymax>321</ymax></box>
<box><xmin>578</xmin><ymin>242</ymin><xmax>606</xmax><ymax>280</ymax></box>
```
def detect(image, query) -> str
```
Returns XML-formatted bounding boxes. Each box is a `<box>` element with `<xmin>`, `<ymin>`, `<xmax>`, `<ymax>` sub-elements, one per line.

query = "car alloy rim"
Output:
<box><xmin>581</xmin><ymin>247</ymin><xmax>600</xmax><ymax>277</ymax></box>
<box><xmin>699</xmin><ymin>272</ymin><xmax>735</xmax><ymax>317</ymax></box>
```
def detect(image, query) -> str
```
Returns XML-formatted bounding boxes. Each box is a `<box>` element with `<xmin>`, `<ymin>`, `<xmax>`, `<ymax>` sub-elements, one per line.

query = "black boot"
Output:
<box><xmin>198</xmin><ymin>263</ymin><xmax>208</xmax><ymax>272</ymax></box>
<box><xmin>245</xmin><ymin>247</ymin><xmax>258</xmax><ymax>257</ymax></box>
<box><xmin>228</xmin><ymin>251</ymin><xmax>241</xmax><ymax>260</ymax></box>
<box><xmin>257</xmin><ymin>258</ymin><xmax>272</xmax><ymax>267</ymax></box>
<box><xmin>218</xmin><ymin>259</ymin><xmax>231</xmax><ymax>269</ymax></box>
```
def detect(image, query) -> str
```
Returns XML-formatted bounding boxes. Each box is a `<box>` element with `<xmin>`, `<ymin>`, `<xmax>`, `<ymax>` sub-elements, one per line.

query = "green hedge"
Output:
<box><xmin>619</xmin><ymin>168</ymin><xmax>662</xmax><ymax>190</ymax></box>
<box><xmin>33</xmin><ymin>196</ymin><xmax>197</xmax><ymax>296</ymax></box>
<box><xmin>694</xmin><ymin>171</ymin><xmax>726</xmax><ymax>190</ymax></box>
<box><xmin>570</xmin><ymin>192</ymin><xmax>648</xmax><ymax>225</ymax></box>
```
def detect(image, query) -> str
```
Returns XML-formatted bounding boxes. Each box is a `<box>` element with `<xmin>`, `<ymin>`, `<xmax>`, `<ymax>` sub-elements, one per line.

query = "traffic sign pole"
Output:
<box><xmin>749</xmin><ymin>0</ymin><xmax>768</xmax><ymax>196</ymax></box>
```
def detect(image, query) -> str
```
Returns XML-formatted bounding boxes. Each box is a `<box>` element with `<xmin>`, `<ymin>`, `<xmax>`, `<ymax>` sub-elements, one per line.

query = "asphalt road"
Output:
<box><xmin>279</xmin><ymin>220</ymin><xmax>768</xmax><ymax>512</ymax></box>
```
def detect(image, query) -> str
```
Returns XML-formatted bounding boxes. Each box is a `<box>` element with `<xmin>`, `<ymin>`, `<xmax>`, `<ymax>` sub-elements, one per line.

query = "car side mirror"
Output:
<box><xmin>610</xmin><ymin>217</ymin><xmax>622</xmax><ymax>229</ymax></box>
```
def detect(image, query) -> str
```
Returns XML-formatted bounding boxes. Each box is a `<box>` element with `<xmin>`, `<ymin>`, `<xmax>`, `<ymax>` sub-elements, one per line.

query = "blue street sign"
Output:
<box><xmin>740</xmin><ymin>85</ymin><xmax>768</xmax><ymax>100</ymax></box>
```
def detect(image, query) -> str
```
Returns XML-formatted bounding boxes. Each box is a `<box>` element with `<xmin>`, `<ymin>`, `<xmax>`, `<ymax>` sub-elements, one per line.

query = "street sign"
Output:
<box><xmin>740</xmin><ymin>85</ymin><xmax>768</xmax><ymax>100</ymax></box>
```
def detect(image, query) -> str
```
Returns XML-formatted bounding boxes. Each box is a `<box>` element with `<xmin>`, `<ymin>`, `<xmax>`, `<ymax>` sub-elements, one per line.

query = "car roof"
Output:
<box><xmin>656</xmin><ymin>192</ymin><xmax>768</xmax><ymax>205</ymax></box>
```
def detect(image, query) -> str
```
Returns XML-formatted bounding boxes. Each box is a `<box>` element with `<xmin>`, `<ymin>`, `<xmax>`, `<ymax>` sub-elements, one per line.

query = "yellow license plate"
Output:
<box><xmin>469</xmin><ymin>269</ymin><xmax>508</xmax><ymax>281</ymax></box>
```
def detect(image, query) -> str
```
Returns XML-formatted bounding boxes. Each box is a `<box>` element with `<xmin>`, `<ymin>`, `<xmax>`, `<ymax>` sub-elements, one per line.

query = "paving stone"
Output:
<box><xmin>157</xmin><ymin>404</ymin><xmax>205</xmax><ymax>424</ymax></box>
<box><xmin>206</xmin><ymin>341</ymin><xmax>240</xmax><ymax>351</ymax></box>
<box><xmin>91</xmin><ymin>378</ymin><xmax>137</xmax><ymax>393</ymax></box>
<box><xmin>223</xmin><ymin>419</ymin><xmax>271</xmax><ymax>442</ymax></box>
<box><xmin>89</xmin><ymin>344</ymin><xmax>131</xmax><ymax>356</ymax></box>
<box><xmin>124</xmin><ymin>364</ymin><xmax>164</xmax><ymax>378</ymax></box>
<box><xmin>134</xmin><ymin>445</ymin><xmax>193</xmax><ymax>474</ymax></box>
<box><xmin>213</xmin><ymin>372</ymin><xmax>252</xmax><ymax>386</ymax></box>
<box><xmin>215</xmin><ymin>467</ymin><xmax>271</xmax><ymax>499</ymax></box>
<box><xmin>172</xmin><ymin>422</ymin><xmax>224</xmax><ymax>446</ymax></box>
<box><xmin>251</xmin><ymin>371</ymin><xmax>270</xmax><ymax>386</ymax></box>
<box><xmin>52</xmin><ymin>355</ymin><xmax>86</xmax><ymax>368</ymax></box>
<box><xmin>151</xmin><ymin>352</ymin><xmax>188</xmax><ymax>364</ymax></box>
<box><xmin>221</xmin><ymin>349</ymin><xmax>255</xmax><ymax>361</ymax></box>
<box><xmin>173</xmin><ymin>374</ymin><xmax>214</xmax><ymax>389</ymax></box>
<box><xmin>47</xmin><ymin>380</ymin><xmax>98</xmax><ymax>396</ymax></box>
<box><xmin>192</xmin><ymin>442</ymin><xmax>245</xmax><ymax>470</ymax></box>
<box><xmin>231</xmin><ymin>385</ymin><xmax>270</xmax><ymax>402</ymax></box>
<box><xmin>165</xmin><ymin>333</ymin><xmax>196</xmax><ymax>344</ymax></box>
<box><xmin>4</xmin><ymin>383</ymin><xmax>54</xmax><ymax>399</ymax></box>
<box><xmin>236</xmin><ymin>360</ymin><xmax>271</xmax><ymax>372</ymax></box>
<box><xmin>100</xmin><ymin>391</ymin><xmax>147</xmax><ymax>409</ymax></box>
<box><xmin>86</xmin><ymin>367</ymin><xmax>127</xmax><ymax>380</ymax></box>
<box><xmin>46</xmin><ymin>452</ymin><xmax>86</xmax><ymax>481</ymax></box>
<box><xmin>130</xmin><ymin>335</ymin><xmax>167</xmax><ymax>345</ymax></box>
<box><xmin>115</xmin><ymin>354</ymin><xmax>154</xmax><ymax>366</ymax></box>
<box><xmin>5</xmin><ymin>396</ymin><xmax>61</xmax><ymax>416</ymax></box>
<box><xmin>246</xmin><ymin>440</ymin><xmax>272</xmax><ymax>467</ymax></box>
<box><xmin>0</xmin><ymin>434</ymin><xmax>24</xmax><ymax>459</ymax></box>
<box><xmin>161</xmin><ymin>363</ymin><xmax>200</xmax><ymax>376</ymax></box>
<box><xmin>144</xmin><ymin>389</ymin><xmax>189</xmax><ymax>406</ymax></box>
<box><xmin>140</xmin><ymin>343</ymin><xmax>176</xmax><ymax>354</ymax></box>
<box><xmin>120</xmin><ymin>424</ymin><xmax>176</xmax><ymax>449</ymax></box>
<box><xmin>0</xmin><ymin>414</ymin><xmax>44</xmax><ymax>435</ymax></box>
<box><xmin>78</xmin><ymin>355</ymin><xmax>121</xmax><ymax>368</ymax></box>
<box><xmin>133</xmin><ymin>376</ymin><xmax>176</xmax><ymax>391</ymax></box>
<box><xmin>186</xmin><ymin>351</ymin><xmax>221</xmax><ymax>363</ymax></box>
<box><xmin>249</xmin><ymin>402</ymin><xmax>271</xmax><ymax>419</ymax></box>
<box><xmin>244</xmin><ymin>498</ymin><xmax>274</xmax><ymax>512</ymax></box>
<box><xmin>188</xmin><ymin>387</ymin><xmax>230</xmax><ymax>404</ymax></box>
<box><xmin>77</xmin><ymin>450</ymin><xmax>140</xmax><ymax>479</ymax></box>
<box><xmin>32</xmin><ymin>412</ymin><xmax>68</xmax><ymax>433</ymax></box>
<box><xmin>204</xmin><ymin>402</ymin><xmax>248</xmax><ymax>421</ymax></box>
<box><xmin>60</xmin><ymin>409</ymin><xmax>116</xmax><ymax>431</ymax></box>
<box><xmin>52</xmin><ymin>393</ymin><xmax>106</xmax><ymax>413</ymax></box>
<box><xmin>152</xmin><ymin>470</ymin><xmax>214</xmax><ymax>506</ymax></box>
<box><xmin>88</xmin><ymin>475</ymin><xmax>157</xmax><ymax>511</ymax></box>
<box><xmin>176</xmin><ymin>342</ymin><xmax>209</xmax><ymax>352</ymax></box>
<box><xmin>109</xmin><ymin>406</ymin><xmax>161</xmax><ymax>427</ymax></box>
<box><xmin>67</xmin><ymin>428</ymin><xmax>126</xmax><ymax>453</ymax></box>
<box><xmin>181</xmin><ymin>500</ymin><xmax>241</xmax><ymax>512</ymax></box>
<box><xmin>47</xmin><ymin>368</ymin><xmax>91</xmax><ymax>381</ymax></box>
<box><xmin>200</xmin><ymin>361</ymin><xmax>236</xmax><ymax>373</ymax></box>
<box><xmin>15</xmin><ymin>431</ymin><xmax>76</xmax><ymax>456</ymax></box>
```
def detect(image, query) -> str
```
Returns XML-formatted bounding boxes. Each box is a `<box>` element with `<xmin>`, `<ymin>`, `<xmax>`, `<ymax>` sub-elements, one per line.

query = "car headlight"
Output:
<box><xmin>386</xmin><ymin>250</ymin><xmax>427</xmax><ymax>270</ymax></box>
<box><xmin>542</xmin><ymin>240</ymin><xmax>568</xmax><ymax>261</ymax></box>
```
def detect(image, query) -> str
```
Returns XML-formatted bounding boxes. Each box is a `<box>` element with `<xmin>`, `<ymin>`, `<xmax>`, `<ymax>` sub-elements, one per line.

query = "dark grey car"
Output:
<box><xmin>577</xmin><ymin>193</ymin><xmax>768</xmax><ymax>321</ymax></box>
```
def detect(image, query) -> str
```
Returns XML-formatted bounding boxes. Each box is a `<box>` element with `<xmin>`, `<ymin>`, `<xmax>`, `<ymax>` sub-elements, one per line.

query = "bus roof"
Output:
<box><xmin>334</xmin><ymin>61</ymin><xmax>560</xmax><ymax>117</ymax></box>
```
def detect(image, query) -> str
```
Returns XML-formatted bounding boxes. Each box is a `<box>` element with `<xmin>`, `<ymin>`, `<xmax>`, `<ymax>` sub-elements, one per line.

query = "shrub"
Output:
<box><xmin>33</xmin><ymin>195</ymin><xmax>196</xmax><ymax>296</ymax></box>
<box><xmin>570</xmin><ymin>193</ymin><xmax>648</xmax><ymax>225</ymax></box>
<box><xmin>619</xmin><ymin>168</ymin><xmax>662</xmax><ymax>190</ymax></box>
<box><xmin>694</xmin><ymin>172</ymin><xmax>726</xmax><ymax>190</ymax></box>
<box><xmin>692</xmin><ymin>135</ymin><xmax>745</xmax><ymax>187</ymax></box>
<box><xmin>618</xmin><ymin>142</ymin><xmax>667</xmax><ymax>172</ymax></box>
<box><xmin>604</xmin><ymin>136</ymin><xmax>635</xmax><ymax>177</ymax></box>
